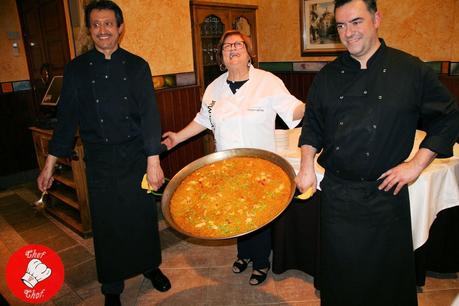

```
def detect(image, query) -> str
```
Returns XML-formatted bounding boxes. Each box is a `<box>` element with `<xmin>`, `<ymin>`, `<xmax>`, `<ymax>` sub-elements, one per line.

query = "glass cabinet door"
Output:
<box><xmin>192</xmin><ymin>3</ymin><xmax>257</xmax><ymax>154</ymax></box>
<box><xmin>200</xmin><ymin>15</ymin><xmax>225</xmax><ymax>87</ymax></box>
<box><xmin>192</xmin><ymin>3</ymin><xmax>257</xmax><ymax>91</ymax></box>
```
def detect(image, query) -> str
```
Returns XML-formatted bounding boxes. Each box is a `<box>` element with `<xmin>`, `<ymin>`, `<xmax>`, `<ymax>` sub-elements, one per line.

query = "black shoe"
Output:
<box><xmin>104</xmin><ymin>294</ymin><xmax>121</xmax><ymax>306</ymax></box>
<box><xmin>232</xmin><ymin>258</ymin><xmax>251</xmax><ymax>273</ymax></box>
<box><xmin>249</xmin><ymin>266</ymin><xmax>270</xmax><ymax>286</ymax></box>
<box><xmin>146</xmin><ymin>268</ymin><xmax>171</xmax><ymax>292</ymax></box>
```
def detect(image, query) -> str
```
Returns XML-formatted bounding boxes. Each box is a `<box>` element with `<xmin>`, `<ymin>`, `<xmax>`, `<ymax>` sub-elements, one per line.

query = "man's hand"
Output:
<box><xmin>378</xmin><ymin>148</ymin><xmax>436</xmax><ymax>195</ymax></box>
<box><xmin>146</xmin><ymin>155</ymin><xmax>164</xmax><ymax>191</ymax></box>
<box><xmin>295</xmin><ymin>169</ymin><xmax>317</xmax><ymax>194</ymax></box>
<box><xmin>295</xmin><ymin>144</ymin><xmax>318</xmax><ymax>194</ymax></box>
<box><xmin>37</xmin><ymin>155</ymin><xmax>58</xmax><ymax>192</ymax></box>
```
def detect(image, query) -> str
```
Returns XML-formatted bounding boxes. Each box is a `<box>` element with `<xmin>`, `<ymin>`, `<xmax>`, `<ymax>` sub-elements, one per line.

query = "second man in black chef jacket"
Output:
<box><xmin>295</xmin><ymin>0</ymin><xmax>459</xmax><ymax>305</ymax></box>
<box><xmin>37</xmin><ymin>1</ymin><xmax>171</xmax><ymax>305</ymax></box>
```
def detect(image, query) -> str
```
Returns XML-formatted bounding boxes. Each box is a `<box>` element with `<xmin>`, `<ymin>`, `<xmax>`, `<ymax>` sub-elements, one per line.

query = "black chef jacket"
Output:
<box><xmin>46</xmin><ymin>47</ymin><xmax>164</xmax><ymax>283</ymax></box>
<box><xmin>49</xmin><ymin>48</ymin><xmax>163</xmax><ymax>157</ymax></box>
<box><xmin>299</xmin><ymin>39</ymin><xmax>459</xmax><ymax>181</ymax></box>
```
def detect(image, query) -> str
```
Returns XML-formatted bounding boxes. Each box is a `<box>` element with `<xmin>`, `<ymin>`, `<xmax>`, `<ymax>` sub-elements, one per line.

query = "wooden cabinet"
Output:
<box><xmin>191</xmin><ymin>1</ymin><xmax>258</xmax><ymax>92</ymax></box>
<box><xmin>191</xmin><ymin>1</ymin><xmax>258</xmax><ymax>154</ymax></box>
<box><xmin>30</xmin><ymin>127</ymin><xmax>91</xmax><ymax>237</ymax></box>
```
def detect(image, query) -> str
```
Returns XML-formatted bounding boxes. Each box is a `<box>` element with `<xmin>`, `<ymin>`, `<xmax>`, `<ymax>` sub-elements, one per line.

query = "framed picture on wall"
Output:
<box><xmin>300</xmin><ymin>0</ymin><xmax>346</xmax><ymax>56</ymax></box>
<box><xmin>450</xmin><ymin>62</ymin><xmax>459</xmax><ymax>76</ymax></box>
<box><xmin>68</xmin><ymin>0</ymin><xmax>94</xmax><ymax>56</ymax></box>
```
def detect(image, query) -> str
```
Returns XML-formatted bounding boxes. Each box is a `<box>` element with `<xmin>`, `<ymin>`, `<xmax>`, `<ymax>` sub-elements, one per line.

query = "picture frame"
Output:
<box><xmin>41</xmin><ymin>76</ymin><xmax>64</xmax><ymax>106</ymax></box>
<box><xmin>68</xmin><ymin>0</ymin><xmax>94</xmax><ymax>56</ymax></box>
<box><xmin>449</xmin><ymin>62</ymin><xmax>459</xmax><ymax>76</ymax></box>
<box><xmin>292</xmin><ymin>61</ymin><xmax>327</xmax><ymax>72</ymax></box>
<box><xmin>300</xmin><ymin>0</ymin><xmax>346</xmax><ymax>56</ymax></box>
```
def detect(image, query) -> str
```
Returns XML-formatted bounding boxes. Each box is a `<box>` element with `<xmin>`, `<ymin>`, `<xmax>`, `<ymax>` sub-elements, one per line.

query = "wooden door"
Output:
<box><xmin>191</xmin><ymin>2</ymin><xmax>257</xmax><ymax>154</ymax></box>
<box><xmin>229</xmin><ymin>9</ymin><xmax>257</xmax><ymax>65</ymax></box>
<box><xmin>192</xmin><ymin>7</ymin><xmax>230</xmax><ymax>91</ymax></box>
<box><xmin>16</xmin><ymin>0</ymin><xmax>71</xmax><ymax>114</ymax></box>
<box><xmin>191</xmin><ymin>2</ymin><xmax>258</xmax><ymax>93</ymax></box>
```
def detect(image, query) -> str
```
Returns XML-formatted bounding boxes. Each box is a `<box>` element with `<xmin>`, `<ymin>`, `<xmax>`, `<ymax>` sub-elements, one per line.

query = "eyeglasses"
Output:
<box><xmin>222</xmin><ymin>41</ymin><xmax>245</xmax><ymax>51</ymax></box>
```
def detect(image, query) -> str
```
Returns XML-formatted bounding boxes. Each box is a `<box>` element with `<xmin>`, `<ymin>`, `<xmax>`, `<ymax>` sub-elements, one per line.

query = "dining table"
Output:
<box><xmin>272</xmin><ymin>128</ymin><xmax>459</xmax><ymax>287</ymax></box>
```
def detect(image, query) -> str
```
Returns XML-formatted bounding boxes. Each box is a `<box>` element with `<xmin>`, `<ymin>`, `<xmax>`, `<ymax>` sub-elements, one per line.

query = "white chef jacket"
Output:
<box><xmin>194</xmin><ymin>65</ymin><xmax>302</xmax><ymax>152</ymax></box>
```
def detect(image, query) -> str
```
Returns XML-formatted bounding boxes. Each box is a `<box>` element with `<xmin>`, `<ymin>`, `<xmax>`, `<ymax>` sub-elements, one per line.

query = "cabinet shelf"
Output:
<box><xmin>48</xmin><ymin>188</ymin><xmax>79</xmax><ymax>210</ymax></box>
<box><xmin>56</xmin><ymin>157</ymin><xmax>71</xmax><ymax>166</ymax></box>
<box><xmin>46</xmin><ymin>201</ymin><xmax>90</xmax><ymax>238</ymax></box>
<box><xmin>30</xmin><ymin>127</ymin><xmax>92</xmax><ymax>237</ymax></box>
<box><xmin>53</xmin><ymin>171</ymin><xmax>76</xmax><ymax>189</ymax></box>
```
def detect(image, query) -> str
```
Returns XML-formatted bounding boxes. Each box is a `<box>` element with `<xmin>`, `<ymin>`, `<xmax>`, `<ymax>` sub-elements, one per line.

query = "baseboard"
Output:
<box><xmin>0</xmin><ymin>168</ymin><xmax>39</xmax><ymax>190</ymax></box>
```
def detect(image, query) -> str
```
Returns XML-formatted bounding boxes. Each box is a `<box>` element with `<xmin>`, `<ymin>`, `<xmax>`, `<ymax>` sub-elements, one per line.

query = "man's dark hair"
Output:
<box><xmin>334</xmin><ymin>0</ymin><xmax>377</xmax><ymax>14</ymax></box>
<box><xmin>84</xmin><ymin>0</ymin><xmax>124</xmax><ymax>29</ymax></box>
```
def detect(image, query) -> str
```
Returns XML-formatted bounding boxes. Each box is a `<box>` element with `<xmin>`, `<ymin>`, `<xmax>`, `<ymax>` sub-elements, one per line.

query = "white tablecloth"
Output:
<box><xmin>276</xmin><ymin>128</ymin><xmax>459</xmax><ymax>250</ymax></box>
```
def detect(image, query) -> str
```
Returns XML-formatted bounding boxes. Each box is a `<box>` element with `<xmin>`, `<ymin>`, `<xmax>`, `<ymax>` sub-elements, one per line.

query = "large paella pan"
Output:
<box><xmin>160</xmin><ymin>148</ymin><xmax>296</xmax><ymax>240</ymax></box>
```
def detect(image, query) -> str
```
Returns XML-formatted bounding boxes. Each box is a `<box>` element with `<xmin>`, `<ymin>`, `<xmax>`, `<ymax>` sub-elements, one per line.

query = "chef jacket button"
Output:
<box><xmin>89</xmin><ymin>61</ymin><xmax>93</xmax><ymax>66</ymax></box>
<box><xmin>378</xmin><ymin>95</ymin><xmax>383</xmax><ymax>100</ymax></box>
<box><xmin>365</xmin><ymin>152</ymin><xmax>370</xmax><ymax>157</ymax></box>
<box><xmin>105</xmin><ymin>75</ymin><xmax>108</xmax><ymax>79</ymax></box>
<box><xmin>363</xmin><ymin>90</ymin><xmax>368</xmax><ymax>95</ymax></box>
<box><xmin>100</xmin><ymin>119</ymin><xmax>104</xmax><ymax>123</ymax></box>
<box><xmin>383</xmin><ymin>68</ymin><xmax>387</xmax><ymax>73</ymax></box>
<box><xmin>125</xmin><ymin>116</ymin><xmax>129</xmax><ymax>119</ymax></box>
<box><xmin>127</xmin><ymin>135</ymin><xmax>131</xmax><ymax>138</ymax></box>
<box><xmin>96</xmin><ymin>99</ymin><xmax>100</xmax><ymax>103</ymax></box>
<box><xmin>335</xmin><ymin>146</ymin><xmax>340</xmax><ymax>151</ymax></box>
<box><xmin>360</xmin><ymin>177</ymin><xmax>365</xmax><ymax>181</ymax></box>
<box><xmin>123</xmin><ymin>77</ymin><xmax>127</xmax><ymax>81</ymax></box>
<box><xmin>372</xmin><ymin>124</ymin><xmax>377</xmax><ymax>129</ymax></box>
<box><xmin>91</xmin><ymin>80</ymin><xmax>95</xmax><ymax>84</ymax></box>
<box><xmin>105</xmin><ymin>138</ymin><xmax>109</xmax><ymax>142</ymax></box>
<box><xmin>340</xmin><ymin>70</ymin><xmax>345</xmax><ymax>74</ymax></box>
<box><xmin>124</xmin><ymin>96</ymin><xmax>128</xmax><ymax>100</ymax></box>
<box><xmin>339</xmin><ymin>96</ymin><xmax>344</xmax><ymax>100</ymax></box>
<box><xmin>339</xmin><ymin>121</ymin><xmax>344</xmax><ymax>126</ymax></box>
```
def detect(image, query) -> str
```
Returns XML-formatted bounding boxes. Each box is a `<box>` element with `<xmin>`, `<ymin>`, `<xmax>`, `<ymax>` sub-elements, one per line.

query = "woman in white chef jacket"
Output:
<box><xmin>163</xmin><ymin>30</ymin><xmax>305</xmax><ymax>285</ymax></box>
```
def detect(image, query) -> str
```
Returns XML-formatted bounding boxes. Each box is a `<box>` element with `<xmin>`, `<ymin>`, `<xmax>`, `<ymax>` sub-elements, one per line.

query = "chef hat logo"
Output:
<box><xmin>21</xmin><ymin>259</ymin><xmax>52</xmax><ymax>288</ymax></box>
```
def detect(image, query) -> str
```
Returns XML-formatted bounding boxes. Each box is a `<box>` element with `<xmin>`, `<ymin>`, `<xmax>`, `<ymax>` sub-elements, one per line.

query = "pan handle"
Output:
<box><xmin>147</xmin><ymin>178</ymin><xmax>170</xmax><ymax>197</ymax></box>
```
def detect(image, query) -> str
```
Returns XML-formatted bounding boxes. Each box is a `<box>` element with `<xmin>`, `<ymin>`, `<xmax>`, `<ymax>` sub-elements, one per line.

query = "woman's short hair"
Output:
<box><xmin>85</xmin><ymin>0</ymin><xmax>124</xmax><ymax>28</ymax></box>
<box><xmin>216</xmin><ymin>30</ymin><xmax>256</xmax><ymax>70</ymax></box>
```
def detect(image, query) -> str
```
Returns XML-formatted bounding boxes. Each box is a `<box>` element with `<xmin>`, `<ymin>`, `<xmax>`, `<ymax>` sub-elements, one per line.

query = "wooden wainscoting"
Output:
<box><xmin>274</xmin><ymin>72</ymin><xmax>316</xmax><ymax>104</ymax></box>
<box><xmin>274</xmin><ymin>72</ymin><xmax>459</xmax><ymax>107</ymax></box>
<box><xmin>156</xmin><ymin>85</ymin><xmax>205</xmax><ymax>178</ymax></box>
<box><xmin>0</xmin><ymin>90</ymin><xmax>37</xmax><ymax>176</ymax></box>
<box><xmin>439</xmin><ymin>75</ymin><xmax>459</xmax><ymax>106</ymax></box>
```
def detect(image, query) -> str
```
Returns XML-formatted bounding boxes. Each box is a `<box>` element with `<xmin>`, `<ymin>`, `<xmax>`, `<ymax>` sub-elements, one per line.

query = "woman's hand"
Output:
<box><xmin>162</xmin><ymin>121</ymin><xmax>207</xmax><ymax>150</ymax></box>
<box><xmin>162</xmin><ymin>131</ymin><xmax>179</xmax><ymax>150</ymax></box>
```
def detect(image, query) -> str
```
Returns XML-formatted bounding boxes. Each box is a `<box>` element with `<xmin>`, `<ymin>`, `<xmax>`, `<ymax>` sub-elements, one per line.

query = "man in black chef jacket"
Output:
<box><xmin>295</xmin><ymin>0</ymin><xmax>459</xmax><ymax>305</ymax></box>
<box><xmin>37</xmin><ymin>1</ymin><xmax>171</xmax><ymax>305</ymax></box>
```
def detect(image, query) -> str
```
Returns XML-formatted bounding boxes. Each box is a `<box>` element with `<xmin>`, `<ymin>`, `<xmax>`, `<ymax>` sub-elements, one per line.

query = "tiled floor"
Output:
<box><xmin>1</xmin><ymin>183</ymin><xmax>458</xmax><ymax>306</ymax></box>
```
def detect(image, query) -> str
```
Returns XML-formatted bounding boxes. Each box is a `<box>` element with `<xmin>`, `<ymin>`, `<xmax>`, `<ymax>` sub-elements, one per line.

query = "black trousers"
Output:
<box><xmin>237</xmin><ymin>225</ymin><xmax>271</xmax><ymax>269</ymax></box>
<box><xmin>101</xmin><ymin>267</ymin><xmax>158</xmax><ymax>295</ymax></box>
<box><xmin>84</xmin><ymin>137</ymin><xmax>161</xmax><ymax>283</ymax></box>
<box><xmin>319</xmin><ymin>173</ymin><xmax>417</xmax><ymax>306</ymax></box>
